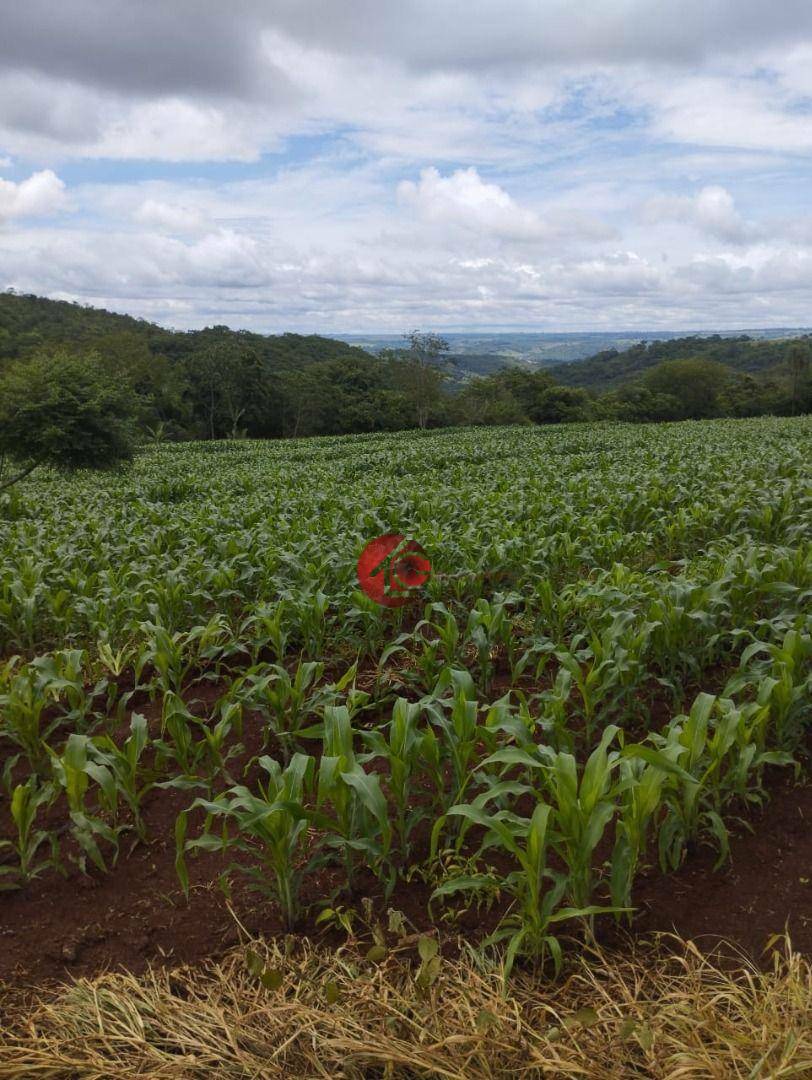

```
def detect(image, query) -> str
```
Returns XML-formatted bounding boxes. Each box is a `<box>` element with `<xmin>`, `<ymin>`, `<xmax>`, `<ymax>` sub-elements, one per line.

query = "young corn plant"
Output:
<box><xmin>0</xmin><ymin>776</ymin><xmax>61</xmax><ymax>889</ymax></box>
<box><xmin>541</xmin><ymin>725</ymin><xmax>624</xmax><ymax>911</ymax></box>
<box><xmin>137</xmin><ymin>623</ymin><xmax>192</xmax><ymax>697</ymax></box>
<box><xmin>290</xmin><ymin>587</ymin><xmax>331</xmax><ymax>657</ymax></box>
<box><xmin>610</xmin><ymin>755</ymin><xmax>672</xmax><ymax>913</ymax></box>
<box><xmin>241</xmin><ymin>602</ymin><xmax>289</xmax><ymax>664</ymax></box>
<box><xmin>360</xmin><ymin>697</ymin><xmax>432</xmax><ymax>862</ymax></box>
<box><xmin>420</xmin><ymin>603</ymin><xmax>462</xmax><ymax>665</ymax></box>
<box><xmin>313</xmin><ymin>705</ymin><xmax>393</xmax><ymax>894</ymax></box>
<box><xmin>227</xmin><ymin>660</ymin><xmax>332</xmax><ymax>761</ymax></box>
<box><xmin>730</xmin><ymin>629</ymin><xmax>811</xmax><ymax>749</ymax></box>
<box><xmin>154</xmin><ymin>693</ymin><xmax>243</xmax><ymax>793</ymax></box>
<box><xmin>554</xmin><ymin>615</ymin><xmax>643</xmax><ymax>743</ymax></box>
<box><xmin>624</xmin><ymin>693</ymin><xmax>742</xmax><ymax>871</ymax></box>
<box><xmin>0</xmin><ymin>657</ymin><xmax>61</xmax><ymax>771</ymax></box>
<box><xmin>464</xmin><ymin>595</ymin><xmax>518</xmax><ymax>693</ymax></box>
<box><xmin>0</xmin><ymin>650</ymin><xmax>102</xmax><ymax>770</ymax></box>
<box><xmin>49</xmin><ymin>733</ymin><xmax>121</xmax><ymax>873</ymax></box>
<box><xmin>533</xmin><ymin>668</ymin><xmax>575</xmax><ymax>752</ymax></box>
<box><xmin>176</xmin><ymin>753</ymin><xmax>315</xmax><ymax>930</ymax></box>
<box><xmin>432</xmin><ymin>800</ymin><xmax>619</xmax><ymax>976</ymax></box>
<box><xmin>29</xmin><ymin>649</ymin><xmax>100</xmax><ymax>730</ymax></box>
<box><xmin>424</xmin><ymin>668</ymin><xmax>496</xmax><ymax>822</ymax></box>
<box><xmin>184</xmin><ymin>613</ymin><xmax>247</xmax><ymax>683</ymax></box>
<box><xmin>87</xmin><ymin>713</ymin><xmax>153</xmax><ymax>842</ymax></box>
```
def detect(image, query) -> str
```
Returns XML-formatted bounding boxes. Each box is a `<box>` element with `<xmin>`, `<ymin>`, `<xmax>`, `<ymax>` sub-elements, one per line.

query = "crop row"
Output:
<box><xmin>0</xmin><ymin>417</ymin><xmax>810</xmax><ymax>968</ymax></box>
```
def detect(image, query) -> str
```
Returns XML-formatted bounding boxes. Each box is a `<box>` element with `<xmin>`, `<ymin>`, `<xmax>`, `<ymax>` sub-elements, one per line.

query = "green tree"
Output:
<box><xmin>644</xmin><ymin>358</ymin><xmax>731</xmax><ymax>419</ymax></box>
<box><xmin>533</xmin><ymin>385</ymin><xmax>592</xmax><ymax>424</ymax></box>
<box><xmin>491</xmin><ymin>368</ymin><xmax>555</xmax><ymax>421</ymax></box>
<box><xmin>600</xmin><ymin>384</ymin><xmax>680</xmax><ymax>422</ymax></box>
<box><xmin>394</xmin><ymin>331</ymin><xmax>452</xmax><ymax>429</ymax></box>
<box><xmin>0</xmin><ymin>350</ymin><xmax>137</xmax><ymax>491</ymax></box>
<box><xmin>454</xmin><ymin>378</ymin><xmax>526</xmax><ymax>426</ymax></box>
<box><xmin>787</xmin><ymin>341</ymin><xmax>811</xmax><ymax>416</ymax></box>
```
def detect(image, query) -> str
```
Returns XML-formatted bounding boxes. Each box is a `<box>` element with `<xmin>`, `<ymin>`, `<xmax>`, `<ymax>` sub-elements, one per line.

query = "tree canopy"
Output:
<box><xmin>0</xmin><ymin>349</ymin><xmax>138</xmax><ymax>490</ymax></box>
<box><xmin>0</xmin><ymin>291</ymin><xmax>809</xmax><ymax>453</ymax></box>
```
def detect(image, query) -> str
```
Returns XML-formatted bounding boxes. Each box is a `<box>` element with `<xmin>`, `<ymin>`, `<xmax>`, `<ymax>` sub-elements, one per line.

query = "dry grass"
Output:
<box><xmin>0</xmin><ymin>934</ymin><xmax>810</xmax><ymax>1079</ymax></box>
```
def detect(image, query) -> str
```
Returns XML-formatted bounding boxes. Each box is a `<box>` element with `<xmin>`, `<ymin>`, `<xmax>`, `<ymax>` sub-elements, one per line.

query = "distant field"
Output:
<box><xmin>0</xmin><ymin>416</ymin><xmax>810</xmax><ymax>993</ymax></box>
<box><xmin>339</xmin><ymin>328</ymin><xmax>812</xmax><ymax>366</ymax></box>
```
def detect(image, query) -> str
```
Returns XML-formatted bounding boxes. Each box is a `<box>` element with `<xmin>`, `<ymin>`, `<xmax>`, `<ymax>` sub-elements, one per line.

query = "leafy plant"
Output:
<box><xmin>176</xmin><ymin>753</ymin><xmax>315</xmax><ymax>930</ymax></box>
<box><xmin>0</xmin><ymin>776</ymin><xmax>61</xmax><ymax>888</ymax></box>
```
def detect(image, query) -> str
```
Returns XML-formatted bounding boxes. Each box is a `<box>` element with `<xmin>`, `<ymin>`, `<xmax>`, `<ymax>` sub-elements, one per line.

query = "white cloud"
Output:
<box><xmin>642</xmin><ymin>185</ymin><xmax>756</xmax><ymax>244</ymax></box>
<box><xmin>398</xmin><ymin>166</ymin><xmax>547</xmax><ymax>240</ymax></box>
<box><xmin>0</xmin><ymin>169</ymin><xmax>67</xmax><ymax>220</ymax></box>
<box><xmin>1</xmin><ymin>3</ymin><xmax>812</xmax><ymax>329</ymax></box>
<box><xmin>134</xmin><ymin>198</ymin><xmax>205</xmax><ymax>234</ymax></box>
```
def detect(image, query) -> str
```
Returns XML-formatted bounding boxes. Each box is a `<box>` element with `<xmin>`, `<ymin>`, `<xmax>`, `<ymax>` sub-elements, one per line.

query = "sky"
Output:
<box><xmin>1</xmin><ymin>0</ymin><xmax>811</xmax><ymax>334</ymax></box>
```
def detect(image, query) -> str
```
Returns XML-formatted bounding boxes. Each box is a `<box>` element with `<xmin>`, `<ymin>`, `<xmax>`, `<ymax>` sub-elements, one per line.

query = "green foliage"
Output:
<box><xmin>0</xmin><ymin>776</ymin><xmax>61</xmax><ymax>888</ymax></box>
<box><xmin>0</xmin><ymin>349</ymin><xmax>137</xmax><ymax>488</ymax></box>
<box><xmin>0</xmin><ymin>415</ymin><xmax>809</xmax><ymax>974</ymax></box>
<box><xmin>177</xmin><ymin>753</ymin><xmax>315</xmax><ymax>930</ymax></box>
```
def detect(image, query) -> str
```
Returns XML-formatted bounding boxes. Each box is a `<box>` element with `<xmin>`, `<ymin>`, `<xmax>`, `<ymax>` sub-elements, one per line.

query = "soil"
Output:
<box><xmin>0</xmin><ymin>758</ymin><xmax>809</xmax><ymax>1007</ymax></box>
<box><xmin>0</xmin><ymin>657</ymin><xmax>808</xmax><ymax>1008</ymax></box>
<box><xmin>626</xmin><ymin>768</ymin><xmax>812</xmax><ymax>959</ymax></box>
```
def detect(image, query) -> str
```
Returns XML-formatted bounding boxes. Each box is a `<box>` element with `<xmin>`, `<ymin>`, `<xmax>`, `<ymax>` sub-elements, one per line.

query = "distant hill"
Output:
<box><xmin>2</xmin><ymin>291</ymin><xmax>807</xmax><ymax>401</ymax></box>
<box><xmin>0</xmin><ymin>291</ymin><xmax>370</xmax><ymax>372</ymax></box>
<box><xmin>546</xmin><ymin>334</ymin><xmax>812</xmax><ymax>392</ymax></box>
<box><xmin>338</xmin><ymin>328</ymin><xmax>812</xmax><ymax>375</ymax></box>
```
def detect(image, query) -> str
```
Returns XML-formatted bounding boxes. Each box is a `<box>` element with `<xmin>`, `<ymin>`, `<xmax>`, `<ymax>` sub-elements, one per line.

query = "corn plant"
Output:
<box><xmin>0</xmin><ymin>657</ymin><xmax>61</xmax><ymax>770</ymax></box>
<box><xmin>432</xmin><ymin>800</ymin><xmax>620</xmax><ymax>975</ymax></box>
<box><xmin>542</xmin><ymin>726</ymin><xmax>624</xmax><ymax>910</ymax></box>
<box><xmin>423</xmin><ymin>668</ymin><xmax>495</xmax><ymax>819</ymax></box>
<box><xmin>610</xmin><ymin>755</ymin><xmax>672</xmax><ymax>912</ymax></box>
<box><xmin>623</xmin><ymin>693</ymin><xmax>748</xmax><ymax>871</ymax></box>
<box><xmin>464</xmin><ymin>595</ymin><xmax>518</xmax><ymax>692</ymax></box>
<box><xmin>728</xmin><ymin>629</ymin><xmax>811</xmax><ymax>749</ymax></box>
<box><xmin>241</xmin><ymin>602</ymin><xmax>289</xmax><ymax>664</ymax></box>
<box><xmin>49</xmin><ymin>733</ymin><xmax>121</xmax><ymax>873</ymax></box>
<box><xmin>313</xmin><ymin>705</ymin><xmax>393</xmax><ymax>893</ymax></box>
<box><xmin>87</xmin><ymin>713</ymin><xmax>152</xmax><ymax>841</ymax></box>
<box><xmin>359</xmin><ymin>697</ymin><xmax>432</xmax><ymax>861</ymax></box>
<box><xmin>554</xmin><ymin>614</ymin><xmax>645</xmax><ymax>742</ymax></box>
<box><xmin>137</xmin><ymin>623</ymin><xmax>191</xmax><ymax>696</ymax></box>
<box><xmin>0</xmin><ymin>776</ymin><xmax>61</xmax><ymax>889</ymax></box>
<box><xmin>0</xmin><ymin>651</ymin><xmax>102</xmax><ymax>769</ymax></box>
<box><xmin>154</xmin><ymin>693</ymin><xmax>242</xmax><ymax>791</ymax></box>
<box><xmin>176</xmin><ymin>753</ymin><xmax>315</xmax><ymax>930</ymax></box>
<box><xmin>226</xmin><ymin>660</ymin><xmax>332</xmax><ymax>760</ymax></box>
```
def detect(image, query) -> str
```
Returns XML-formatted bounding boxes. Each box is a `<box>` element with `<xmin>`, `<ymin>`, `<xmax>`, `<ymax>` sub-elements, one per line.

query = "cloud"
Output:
<box><xmin>1</xmin><ymin>2</ymin><xmax>811</xmax><ymax>329</ymax></box>
<box><xmin>397</xmin><ymin>167</ymin><xmax>615</xmax><ymax>248</ymax></box>
<box><xmin>133</xmin><ymin>198</ymin><xmax>205</xmax><ymax>234</ymax></box>
<box><xmin>398</xmin><ymin>167</ymin><xmax>548</xmax><ymax>240</ymax></box>
<box><xmin>642</xmin><ymin>185</ymin><xmax>756</xmax><ymax>244</ymax></box>
<box><xmin>0</xmin><ymin>169</ymin><xmax>67</xmax><ymax>220</ymax></box>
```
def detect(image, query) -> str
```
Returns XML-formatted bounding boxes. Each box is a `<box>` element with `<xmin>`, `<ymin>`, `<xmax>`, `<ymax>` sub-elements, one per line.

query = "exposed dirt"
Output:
<box><xmin>625</xmin><ymin>768</ymin><xmax>812</xmax><ymax>959</ymax></box>
<box><xmin>0</xmin><ymin>754</ymin><xmax>809</xmax><ymax>1007</ymax></box>
<box><xmin>0</xmin><ymin>653</ymin><xmax>808</xmax><ymax>1008</ymax></box>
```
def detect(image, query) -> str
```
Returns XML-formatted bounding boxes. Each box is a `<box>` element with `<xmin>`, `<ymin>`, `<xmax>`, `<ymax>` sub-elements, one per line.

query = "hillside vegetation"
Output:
<box><xmin>548</xmin><ymin>333</ymin><xmax>808</xmax><ymax>390</ymax></box>
<box><xmin>1</xmin><ymin>291</ymin><xmax>810</xmax><ymax>445</ymax></box>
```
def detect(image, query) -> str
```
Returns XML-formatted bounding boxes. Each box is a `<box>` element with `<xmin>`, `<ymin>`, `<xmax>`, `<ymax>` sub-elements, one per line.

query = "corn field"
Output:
<box><xmin>0</xmin><ymin>415</ymin><xmax>810</xmax><ymax>973</ymax></box>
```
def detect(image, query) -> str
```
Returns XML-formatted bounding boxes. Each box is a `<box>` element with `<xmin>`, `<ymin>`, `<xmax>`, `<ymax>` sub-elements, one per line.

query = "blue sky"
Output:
<box><xmin>1</xmin><ymin>1</ymin><xmax>811</xmax><ymax>333</ymax></box>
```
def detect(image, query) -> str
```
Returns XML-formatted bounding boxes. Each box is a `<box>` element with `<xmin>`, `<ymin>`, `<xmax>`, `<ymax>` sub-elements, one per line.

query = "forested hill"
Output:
<box><xmin>1</xmin><ymin>290</ymin><xmax>809</xmax><ymax>436</ymax></box>
<box><xmin>547</xmin><ymin>334</ymin><xmax>809</xmax><ymax>392</ymax></box>
<box><xmin>0</xmin><ymin>291</ymin><xmax>368</xmax><ymax>371</ymax></box>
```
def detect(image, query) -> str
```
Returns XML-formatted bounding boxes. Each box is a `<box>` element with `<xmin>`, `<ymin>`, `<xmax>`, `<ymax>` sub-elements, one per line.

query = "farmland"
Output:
<box><xmin>0</xmin><ymin>416</ymin><xmax>811</xmax><ymax>1070</ymax></box>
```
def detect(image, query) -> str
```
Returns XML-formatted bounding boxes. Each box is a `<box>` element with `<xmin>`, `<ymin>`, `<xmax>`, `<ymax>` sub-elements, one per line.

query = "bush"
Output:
<box><xmin>0</xmin><ymin>350</ymin><xmax>137</xmax><ymax>488</ymax></box>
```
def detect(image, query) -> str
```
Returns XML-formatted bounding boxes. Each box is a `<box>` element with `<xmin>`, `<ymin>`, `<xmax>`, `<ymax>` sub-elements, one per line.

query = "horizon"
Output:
<box><xmin>1</xmin><ymin>3</ymin><xmax>812</xmax><ymax>332</ymax></box>
<box><xmin>6</xmin><ymin>287</ymin><xmax>811</xmax><ymax>342</ymax></box>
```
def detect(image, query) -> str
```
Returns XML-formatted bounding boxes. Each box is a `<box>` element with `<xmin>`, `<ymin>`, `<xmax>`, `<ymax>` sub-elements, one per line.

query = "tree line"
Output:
<box><xmin>0</xmin><ymin>290</ymin><xmax>810</xmax><ymax>489</ymax></box>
